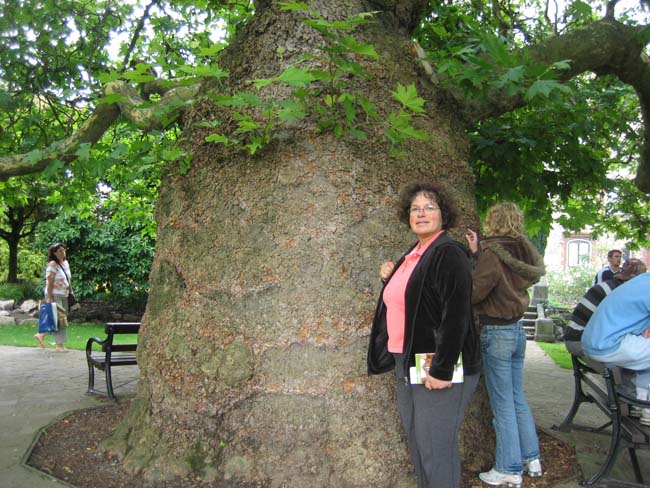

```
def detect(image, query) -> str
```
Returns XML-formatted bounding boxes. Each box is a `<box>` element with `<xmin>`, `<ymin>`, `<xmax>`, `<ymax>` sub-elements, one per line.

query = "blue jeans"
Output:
<box><xmin>481</xmin><ymin>323</ymin><xmax>539</xmax><ymax>474</ymax></box>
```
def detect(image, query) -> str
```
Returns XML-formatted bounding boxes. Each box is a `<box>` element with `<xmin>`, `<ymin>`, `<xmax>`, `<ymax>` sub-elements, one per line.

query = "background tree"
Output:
<box><xmin>0</xmin><ymin>178</ymin><xmax>56</xmax><ymax>282</ymax></box>
<box><xmin>1</xmin><ymin>0</ymin><xmax>650</xmax><ymax>486</ymax></box>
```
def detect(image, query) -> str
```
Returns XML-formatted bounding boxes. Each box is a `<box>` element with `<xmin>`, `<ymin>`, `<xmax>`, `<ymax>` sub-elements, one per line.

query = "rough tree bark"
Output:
<box><xmin>100</xmin><ymin>1</ymin><xmax>494</xmax><ymax>486</ymax></box>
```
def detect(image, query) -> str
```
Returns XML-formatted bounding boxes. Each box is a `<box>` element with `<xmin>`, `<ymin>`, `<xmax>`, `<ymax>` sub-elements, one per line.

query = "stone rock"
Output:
<box><xmin>18</xmin><ymin>318</ymin><xmax>39</xmax><ymax>326</ymax></box>
<box><xmin>0</xmin><ymin>300</ymin><xmax>14</xmax><ymax>311</ymax></box>
<box><xmin>19</xmin><ymin>299</ymin><xmax>39</xmax><ymax>313</ymax></box>
<box><xmin>530</xmin><ymin>283</ymin><xmax>548</xmax><ymax>306</ymax></box>
<box><xmin>0</xmin><ymin>310</ymin><xmax>9</xmax><ymax>316</ymax></box>
<box><xmin>0</xmin><ymin>315</ymin><xmax>15</xmax><ymax>325</ymax></box>
<box><xmin>534</xmin><ymin>317</ymin><xmax>556</xmax><ymax>342</ymax></box>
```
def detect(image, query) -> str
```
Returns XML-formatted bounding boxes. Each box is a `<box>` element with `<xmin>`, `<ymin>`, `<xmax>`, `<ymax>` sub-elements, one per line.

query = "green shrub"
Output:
<box><xmin>546</xmin><ymin>265</ymin><xmax>597</xmax><ymax>308</ymax></box>
<box><xmin>0</xmin><ymin>281</ymin><xmax>42</xmax><ymax>302</ymax></box>
<box><xmin>0</xmin><ymin>283</ymin><xmax>22</xmax><ymax>302</ymax></box>
<box><xmin>0</xmin><ymin>240</ymin><xmax>46</xmax><ymax>282</ymax></box>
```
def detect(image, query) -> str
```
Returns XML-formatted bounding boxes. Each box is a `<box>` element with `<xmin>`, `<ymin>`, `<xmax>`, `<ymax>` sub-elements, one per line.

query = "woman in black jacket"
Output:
<box><xmin>368</xmin><ymin>181</ymin><xmax>480</xmax><ymax>488</ymax></box>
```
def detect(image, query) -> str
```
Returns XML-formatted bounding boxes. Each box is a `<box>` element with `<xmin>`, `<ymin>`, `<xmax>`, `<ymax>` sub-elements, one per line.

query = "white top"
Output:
<box><xmin>44</xmin><ymin>260</ymin><xmax>71</xmax><ymax>297</ymax></box>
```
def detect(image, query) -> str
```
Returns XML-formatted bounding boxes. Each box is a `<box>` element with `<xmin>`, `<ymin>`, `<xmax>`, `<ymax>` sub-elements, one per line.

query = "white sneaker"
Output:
<box><xmin>641</xmin><ymin>408</ymin><xmax>650</xmax><ymax>426</ymax></box>
<box><xmin>479</xmin><ymin>468</ymin><xmax>523</xmax><ymax>488</ymax></box>
<box><xmin>524</xmin><ymin>458</ymin><xmax>542</xmax><ymax>477</ymax></box>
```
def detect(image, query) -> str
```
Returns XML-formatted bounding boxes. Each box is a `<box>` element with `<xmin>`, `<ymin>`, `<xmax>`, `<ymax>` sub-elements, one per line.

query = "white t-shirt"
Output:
<box><xmin>44</xmin><ymin>260</ymin><xmax>71</xmax><ymax>297</ymax></box>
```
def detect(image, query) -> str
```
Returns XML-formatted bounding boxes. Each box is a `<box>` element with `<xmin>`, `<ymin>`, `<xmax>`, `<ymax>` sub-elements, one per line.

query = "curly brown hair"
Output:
<box><xmin>397</xmin><ymin>181</ymin><xmax>459</xmax><ymax>229</ymax></box>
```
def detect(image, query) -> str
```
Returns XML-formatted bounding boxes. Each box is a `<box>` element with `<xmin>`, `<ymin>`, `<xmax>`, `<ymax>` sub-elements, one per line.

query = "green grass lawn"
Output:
<box><xmin>536</xmin><ymin>341</ymin><xmax>572</xmax><ymax>369</ymax></box>
<box><xmin>0</xmin><ymin>322</ymin><xmax>136</xmax><ymax>350</ymax></box>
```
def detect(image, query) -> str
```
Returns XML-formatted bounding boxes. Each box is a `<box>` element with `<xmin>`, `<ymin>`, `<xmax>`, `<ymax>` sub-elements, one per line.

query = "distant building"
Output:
<box><xmin>544</xmin><ymin>222</ymin><xmax>650</xmax><ymax>273</ymax></box>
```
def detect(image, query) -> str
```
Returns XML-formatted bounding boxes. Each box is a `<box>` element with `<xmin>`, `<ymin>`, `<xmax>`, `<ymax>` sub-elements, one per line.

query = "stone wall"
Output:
<box><xmin>0</xmin><ymin>298</ymin><xmax>144</xmax><ymax>325</ymax></box>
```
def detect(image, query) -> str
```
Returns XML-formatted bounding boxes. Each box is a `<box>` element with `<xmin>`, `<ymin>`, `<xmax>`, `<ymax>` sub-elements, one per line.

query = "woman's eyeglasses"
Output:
<box><xmin>409</xmin><ymin>205</ymin><xmax>440</xmax><ymax>215</ymax></box>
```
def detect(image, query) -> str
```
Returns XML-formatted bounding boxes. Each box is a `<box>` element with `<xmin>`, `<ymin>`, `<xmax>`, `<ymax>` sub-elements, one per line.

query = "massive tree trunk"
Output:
<box><xmin>102</xmin><ymin>1</ymin><xmax>494</xmax><ymax>485</ymax></box>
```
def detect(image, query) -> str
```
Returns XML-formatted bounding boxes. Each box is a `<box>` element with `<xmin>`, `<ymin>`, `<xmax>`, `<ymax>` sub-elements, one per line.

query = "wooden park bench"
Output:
<box><xmin>86</xmin><ymin>322</ymin><xmax>140</xmax><ymax>401</ymax></box>
<box><xmin>553</xmin><ymin>354</ymin><xmax>650</xmax><ymax>486</ymax></box>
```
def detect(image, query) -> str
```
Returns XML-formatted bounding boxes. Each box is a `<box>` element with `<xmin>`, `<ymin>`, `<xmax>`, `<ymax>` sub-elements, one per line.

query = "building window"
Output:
<box><xmin>567</xmin><ymin>239</ymin><xmax>591</xmax><ymax>267</ymax></box>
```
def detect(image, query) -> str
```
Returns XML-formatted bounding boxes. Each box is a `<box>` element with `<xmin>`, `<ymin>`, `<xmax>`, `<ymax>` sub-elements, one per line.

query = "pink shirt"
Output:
<box><xmin>383</xmin><ymin>231</ymin><xmax>444</xmax><ymax>353</ymax></box>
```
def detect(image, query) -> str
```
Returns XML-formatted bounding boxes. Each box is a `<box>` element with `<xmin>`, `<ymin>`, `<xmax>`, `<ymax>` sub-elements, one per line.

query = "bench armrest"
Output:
<box><xmin>86</xmin><ymin>336</ymin><xmax>107</xmax><ymax>358</ymax></box>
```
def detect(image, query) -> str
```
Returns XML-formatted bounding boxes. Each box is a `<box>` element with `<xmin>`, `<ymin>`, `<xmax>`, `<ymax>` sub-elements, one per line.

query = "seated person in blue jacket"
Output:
<box><xmin>564</xmin><ymin>259</ymin><xmax>646</xmax><ymax>356</ymax></box>
<box><xmin>582</xmin><ymin>272</ymin><xmax>650</xmax><ymax>425</ymax></box>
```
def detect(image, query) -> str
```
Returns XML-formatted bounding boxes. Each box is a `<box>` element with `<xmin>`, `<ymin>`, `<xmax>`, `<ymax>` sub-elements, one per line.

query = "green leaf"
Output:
<box><xmin>358</xmin><ymin>96</ymin><xmax>379</xmax><ymax>120</ymax></box>
<box><xmin>526</xmin><ymin>80</ymin><xmax>569</xmax><ymax>100</ymax></box>
<box><xmin>197</xmin><ymin>43</ymin><xmax>226</xmax><ymax>57</ymax></box>
<box><xmin>25</xmin><ymin>149</ymin><xmax>43</xmax><ymax>165</ymax></box>
<box><xmin>74</xmin><ymin>144</ymin><xmax>92</xmax><ymax>161</ymax></box>
<box><xmin>278</xmin><ymin>2</ymin><xmax>310</xmax><ymax>12</ymax></box>
<box><xmin>552</xmin><ymin>60</ymin><xmax>572</xmax><ymax>71</ymax></box>
<box><xmin>278</xmin><ymin>101</ymin><xmax>307</xmax><ymax>121</ymax></box>
<box><xmin>161</xmin><ymin>147</ymin><xmax>186</xmax><ymax>161</ymax></box>
<box><xmin>277</xmin><ymin>66</ymin><xmax>317</xmax><ymax>87</ymax></box>
<box><xmin>245</xmin><ymin>136</ymin><xmax>266</xmax><ymax>155</ymax></box>
<box><xmin>96</xmin><ymin>71</ymin><xmax>123</xmax><ymax>84</ymax></box>
<box><xmin>480</xmin><ymin>34</ymin><xmax>515</xmax><ymax>67</ymax></box>
<box><xmin>392</xmin><ymin>84</ymin><xmax>426</xmax><ymax>114</ymax></box>
<box><xmin>205</xmin><ymin>134</ymin><xmax>229</xmax><ymax>144</ymax></box>
<box><xmin>179</xmin><ymin>65</ymin><xmax>229</xmax><ymax>79</ymax></box>
<box><xmin>340</xmin><ymin>36</ymin><xmax>379</xmax><ymax>59</ymax></box>
<box><xmin>251</xmin><ymin>77</ymin><xmax>274</xmax><ymax>89</ymax></box>
<box><xmin>96</xmin><ymin>93</ymin><xmax>129</xmax><ymax>105</ymax></box>
<box><xmin>502</xmin><ymin>66</ymin><xmax>525</xmax><ymax>83</ymax></box>
<box><xmin>194</xmin><ymin>121</ymin><xmax>222</xmax><ymax>128</ymax></box>
<box><xmin>348</xmin><ymin>128</ymin><xmax>367</xmax><ymax>140</ymax></box>
<box><xmin>389</xmin><ymin>110</ymin><xmax>429</xmax><ymax>140</ymax></box>
<box><xmin>342</xmin><ymin>97</ymin><xmax>356</xmax><ymax>123</ymax></box>
<box><xmin>638</xmin><ymin>26</ymin><xmax>650</xmax><ymax>44</ymax></box>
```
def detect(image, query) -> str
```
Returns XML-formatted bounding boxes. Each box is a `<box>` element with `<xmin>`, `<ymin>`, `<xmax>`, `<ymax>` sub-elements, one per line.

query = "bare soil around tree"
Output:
<box><xmin>27</xmin><ymin>400</ymin><xmax>580</xmax><ymax>488</ymax></box>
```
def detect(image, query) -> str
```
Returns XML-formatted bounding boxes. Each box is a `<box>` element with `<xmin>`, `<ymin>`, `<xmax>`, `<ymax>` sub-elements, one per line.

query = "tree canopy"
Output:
<box><xmin>1</xmin><ymin>0</ymin><xmax>649</xmax><ymax>247</ymax></box>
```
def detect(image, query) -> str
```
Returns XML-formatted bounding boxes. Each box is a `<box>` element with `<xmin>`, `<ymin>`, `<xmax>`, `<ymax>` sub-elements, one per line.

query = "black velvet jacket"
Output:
<box><xmin>367</xmin><ymin>233</ymin><xmax>480</xmax><ymax>382</ymax></box>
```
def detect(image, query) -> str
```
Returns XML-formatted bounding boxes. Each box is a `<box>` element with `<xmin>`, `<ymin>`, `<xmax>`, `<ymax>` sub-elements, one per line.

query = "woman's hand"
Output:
<box><xmin>465</xmin><ymin>228</ymin><xmax>478</xmax><ymax>254</ymax></box>
<box><xmin>642</xmin><ymin>327</ymin><xmax>650</xmax><ymax>339</ymax></box>
<box><xmin>423</xmin><ymin>374</ymin><xmax>453</xmax><ymax>390</ymax></box>
<box><xmin>380</xmin><ymin>261</ymin><xmax>395</xmax><ymax>282</ymax></box>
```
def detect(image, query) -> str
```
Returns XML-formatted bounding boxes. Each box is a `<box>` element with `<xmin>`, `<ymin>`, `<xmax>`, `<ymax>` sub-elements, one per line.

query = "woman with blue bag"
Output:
<box><xmin>34</xmin><ymin>243</ymin><xmax>72</xmax><ymax>352</ymax></box>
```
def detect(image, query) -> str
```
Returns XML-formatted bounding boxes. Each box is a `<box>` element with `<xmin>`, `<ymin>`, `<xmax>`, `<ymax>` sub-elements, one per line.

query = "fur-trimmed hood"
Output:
<box><xmin>481</xmin><ymin>237</ymin><xmax>546</xmax><ymax>284</ymax></box>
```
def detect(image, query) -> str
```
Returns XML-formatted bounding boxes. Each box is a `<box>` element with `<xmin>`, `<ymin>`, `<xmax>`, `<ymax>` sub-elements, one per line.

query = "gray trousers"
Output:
<box><xmin>49</xmin><ymin>296</ymin><xmax>68</xmax><ymax>345</ymax></box>
<box><xmin>394</xmin><ymin>353</ymin><xmax>479</xmax><ymax>488</ymax></box>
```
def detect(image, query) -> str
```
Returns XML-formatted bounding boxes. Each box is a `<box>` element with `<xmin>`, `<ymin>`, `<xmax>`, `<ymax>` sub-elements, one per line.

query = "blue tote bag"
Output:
<box><xmin>38</xmin><ymin>303</ymin><xmax>58</xmax><ymax>333</ymax></box>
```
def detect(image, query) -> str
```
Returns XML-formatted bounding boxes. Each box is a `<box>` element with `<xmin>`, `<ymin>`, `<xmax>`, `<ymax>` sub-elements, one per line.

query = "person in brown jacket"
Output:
<box><xmin>465</xmin><ymin>203</ymin><xmax>546</xmax><ymax>488</ymax></box>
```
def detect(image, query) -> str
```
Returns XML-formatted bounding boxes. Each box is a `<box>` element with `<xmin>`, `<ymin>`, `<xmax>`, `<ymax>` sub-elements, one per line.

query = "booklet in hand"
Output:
<box><xmin>409</xmin><ymin>352</ymin><xmax>464</xmax><ymax>384</ymax></box>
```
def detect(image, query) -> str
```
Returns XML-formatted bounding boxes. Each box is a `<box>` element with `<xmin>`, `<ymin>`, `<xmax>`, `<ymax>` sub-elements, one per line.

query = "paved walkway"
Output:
<box><xmin>0</xmin><ymin>345</ymin><xmax>139</xmax><ymax>488</ymax></box>
<box><xmin>0</xmin><ymin>342</ymin><xmax>646</xmax><ymax>487</ymax></box>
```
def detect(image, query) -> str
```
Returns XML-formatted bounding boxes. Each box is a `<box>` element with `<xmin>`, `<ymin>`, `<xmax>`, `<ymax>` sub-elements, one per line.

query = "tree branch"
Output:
<box><xmin>122</xmin><ymin>0</ymin><xmax>162</xmax><ymax>70</ymax></box>
<box><xmin>0</xmin><ymin>81</ymin><xmax>200</xmax><ymax>181</ymax></box>
<box><xmin>458</xmin><ymin>18</ymin><xmax>650</xmax><ymax>192</ymax></box>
